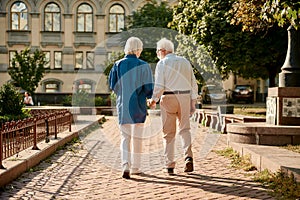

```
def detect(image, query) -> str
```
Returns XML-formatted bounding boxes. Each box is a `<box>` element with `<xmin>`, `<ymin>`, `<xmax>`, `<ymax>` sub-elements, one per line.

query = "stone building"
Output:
<box><xmin>0</xmin><ymin>0</ymin><xmax>177</xmax><ymax>104</ymax></box>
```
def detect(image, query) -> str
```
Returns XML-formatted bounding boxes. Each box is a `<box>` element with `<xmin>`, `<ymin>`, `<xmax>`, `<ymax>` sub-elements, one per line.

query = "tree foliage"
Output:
<box><xmin>126</xmin><ymin>0</ymin><xmax>173</xmax><ymax>65</ymax></box>
<box><xmin>230</xmin><ymin>0</ymin><xmax>300</xmax><ymax>31</ymax></box>
<box><xmin>170</xmin><ymin>0</ymin><xmax>287</xmax><ymax>86</ymax></box>
<box><xmin>8</xmin><ymin>48</ymin><xmax>47</xmax><ymax>95</ymax></box>
<box><xmin>103</xmin><ymin>51</ymin><xmax>125</xmax><ymax>78</ymax></box>
<box><xmin>0</xmin><ymin>83</ymin><xmax>30</xmax><ymax>124</ymax></box>
<box><xmin>262</xmin><ymin>0</ymin><xmax>300</xmax><ymax>29</ymax></box>
<box><xmin>127</xmin><ymin>0</ymin><xmax>173</xmax><ymax>29</ymax></box>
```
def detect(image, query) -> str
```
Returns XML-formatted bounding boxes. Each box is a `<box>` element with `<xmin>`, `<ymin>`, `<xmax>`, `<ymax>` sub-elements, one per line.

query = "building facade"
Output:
<box><xmin>0</xmin><ymin>0</ymin><xmax>177</xmax><ymax>104</ymax></box>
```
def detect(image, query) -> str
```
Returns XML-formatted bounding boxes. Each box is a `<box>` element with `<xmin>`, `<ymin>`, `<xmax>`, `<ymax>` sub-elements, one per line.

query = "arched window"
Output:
<box><xmin>77</xmin><ymin>4</ymin><xmax>93</xmax><ymax>32</ymax></box>
<box><xmin>75</xmin><ymin>79</ymin><xmax>94</xmax><ymax>93</ymax></box>
<box><xmin>109</xmin><ymin>4</ymin><xmax>125</xmax><ymax>33</ymax></box>
<box><xmin>11</xmin><ymin>2</ymin><xmax>28</xmax><ymax>30</ymax></box>
<box><xmin>41</xmin><ymin>79</ymin><xmax>63</xmax><ymax>93</ymax></box>
<box><xmin>44</xmin><ymin>3</ymin><xmax>61</xmax><ymax>31</ymax></box>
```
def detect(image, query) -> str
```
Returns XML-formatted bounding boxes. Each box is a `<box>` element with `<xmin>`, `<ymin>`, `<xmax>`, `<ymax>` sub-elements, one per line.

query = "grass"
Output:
<box><xmin>215</xmin><ymin>147</ymin><xmax>300</xmax><ymax>199</ymax></box>
<box><xmin>233</xmin><ymin>107</ymin><xmax>266</xmax><ymax>117</ymax></box>
<box><xmin>254</xmin><ymin>170</ymin><xmax>300</xmax><ymax>200</ymax></box>
<box><xmin>281</xmin><ymin>144</ymin><xmax>300</xmax><ymax>154</ymax></box>
<box><xmin>214</xmin><ymin>147</ymin><xmax>256</xmax><ymax>171</ymax></box>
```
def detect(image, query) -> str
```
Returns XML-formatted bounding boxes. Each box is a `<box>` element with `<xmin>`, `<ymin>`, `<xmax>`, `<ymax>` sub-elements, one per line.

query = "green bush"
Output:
<box><xmin>0</xmin><ymin>83</ymin><xmax>30</xmax><ymax>124</ymax></box>
<box><xmin>95</xmin><ymin>96</ymin><xmax>106</xmax><ymax>106</ymax></box>
<box><xmin>62</xmin><ymin>95</ymin><xmax>72</xmax><ymax>106</ymax></box>
<box><xmin>62</xmin><ymin>90</ymin><xmax>94</xmax><ymax>106</ymax></box>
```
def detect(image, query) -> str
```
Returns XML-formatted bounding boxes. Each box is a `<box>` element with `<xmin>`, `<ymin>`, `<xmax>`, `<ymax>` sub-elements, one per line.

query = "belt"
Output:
<box><xmin>163</xmin><ymin>90</ymin><xmax>190</xmax><ymax>95</ymax></box>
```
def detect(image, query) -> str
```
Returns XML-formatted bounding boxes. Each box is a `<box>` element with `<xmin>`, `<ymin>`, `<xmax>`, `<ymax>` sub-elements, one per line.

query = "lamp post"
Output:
<box><xmin>279</xmin><ymin>25</ymin><xmax>300</xmax><ymax>87</ymax></box>
<box><xmin>267</xmin><ymin>25</ymin><xmax>300</xmax><ymax>125</ymax></box>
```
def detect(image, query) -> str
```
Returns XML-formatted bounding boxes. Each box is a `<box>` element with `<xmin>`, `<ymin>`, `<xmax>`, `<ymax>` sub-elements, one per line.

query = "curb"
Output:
<box><xmin>0</xmin><ymin>115</ymin><xmax>105</xmax><ymax>188</ymax></box>
<box><xmin>228</xmin><ymin>141</ymin><xmax>300</xmax><ymax>182</ymax></box>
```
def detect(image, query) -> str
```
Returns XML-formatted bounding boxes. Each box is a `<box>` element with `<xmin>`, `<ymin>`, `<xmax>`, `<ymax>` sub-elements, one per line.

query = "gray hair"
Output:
<box><xmin>156</xmin><ymin>38</ymin><xmax>174</xmax><ymax>53</ymax></box>
<box><xmin>124</xmin><ymin>37</ymin><xmax>143</xmax><ymax>54</ymax></box>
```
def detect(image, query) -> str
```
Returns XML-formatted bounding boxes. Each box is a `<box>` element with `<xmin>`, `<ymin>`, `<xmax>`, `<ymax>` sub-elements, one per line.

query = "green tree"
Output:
<box><xmin>103</xmin><ymin>51</ymin><xmax>124</xmax><ymax>78</ymax></box>
<box><xmin>262</xmin><ymin>0</ymin><xmax>300</xmax><ymax>29</ymax></box>
<box><xmin>230</xmin><ymin>0</ymin><xmax>300</xmax><ymax>30</ymax></box>
<box><xmin>8</xmin><ymin>48</ymin><xmax>48</xmax><ymax>95</ymax></box>
<box><xmin>126</xmin><ymin>0</ymin><xmax>173</xmax><ymax>64</ymax></box>
<box><xmin>170</xmin><ymin>0</ymin><xmax>287</xmax><ymax>87</ymax></box>
<box><xmin>0</xmin><ymin>83</ymin><xmax>30</xmax><ymax>123</ymax></box>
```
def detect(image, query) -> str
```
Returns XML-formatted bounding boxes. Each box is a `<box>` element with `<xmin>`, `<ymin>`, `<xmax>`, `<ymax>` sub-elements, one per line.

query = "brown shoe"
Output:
<box><xmin>184</xmin><ymin>157</ymin><xmax>194</xmax><ymax>172</ymax></box>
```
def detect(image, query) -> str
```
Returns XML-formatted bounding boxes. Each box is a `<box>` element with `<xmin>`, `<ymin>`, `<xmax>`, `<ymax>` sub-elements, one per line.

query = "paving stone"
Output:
<box><xmin>0</xmin><ymin>116</ymin><xmax>276</xmax><ymax>199</ymax></box>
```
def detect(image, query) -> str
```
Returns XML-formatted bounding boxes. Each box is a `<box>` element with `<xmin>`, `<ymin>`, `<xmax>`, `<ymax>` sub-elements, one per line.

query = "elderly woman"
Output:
<box><xmin>109</xmin><ymin>37</ymin><xmax>153</xmax><ymax>179</ymax></box>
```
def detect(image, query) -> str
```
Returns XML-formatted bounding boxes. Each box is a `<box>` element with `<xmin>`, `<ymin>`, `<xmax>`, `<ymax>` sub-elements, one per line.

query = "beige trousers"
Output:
<box><xmin>160</xmin><ymin>93</ymin><xmax>193</xmax><ymax>168</ymax></box>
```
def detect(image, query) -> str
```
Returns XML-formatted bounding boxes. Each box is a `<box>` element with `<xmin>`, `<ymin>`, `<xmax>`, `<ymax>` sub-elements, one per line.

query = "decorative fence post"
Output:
<box><xmin>54</xmin><ymin>114</ymin><xmax>57</xmax><ymax>139</ymax></box>
<box><xmin>32</xmin><ymin>119</ymin><xmax>39</xmax><ymax>150</ymax></box>
<box><xmin>69</xmin><ymin>113</ymin><xmax>72</xmax><ymax>132</ymax></box>
<box><xmin>0</xmin><ymin>127</ymin><xmax>5</xmax><ymax>169</ymax></box>
<box><xmin>45</xmin><ymin>119</ymin><xmax>50</xmax><ymax>143</ymax></box>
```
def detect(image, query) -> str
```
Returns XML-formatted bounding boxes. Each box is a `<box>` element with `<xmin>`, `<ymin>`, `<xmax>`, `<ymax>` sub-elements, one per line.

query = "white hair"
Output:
<box><xmin>124</xmin><ymin>37</ymin><xmax>143</xmax><ymax>54</ymax></box>
<box><xmin>156</xmin><ymin>38</ymin><xmax>174</xmax><ymax>53</ymax></box>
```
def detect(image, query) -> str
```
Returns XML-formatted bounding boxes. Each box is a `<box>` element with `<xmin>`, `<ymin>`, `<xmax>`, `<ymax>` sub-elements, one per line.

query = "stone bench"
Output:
<box><xmin>227</xmin><ymin>122</ymin><xmax>300</xmax><ymax>145</ymax></box>
<box><xmin>194</xmin><ymin>106</ymin><xmax>266</xmax><ymax>133</ymax></box>
<box><xmin>220</xmin><ymin>114</ymin><xmax>266</xmax><ymax>133</ymax></box>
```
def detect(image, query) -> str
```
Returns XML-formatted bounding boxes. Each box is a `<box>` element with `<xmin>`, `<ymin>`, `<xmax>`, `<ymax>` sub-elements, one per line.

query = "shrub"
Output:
<box><xmin>95</xmin><ymin>96</ymin><xmax>106</xmax><ymax>106</ymax></box>
<box><xmin>0</xmin><ymin>83</ymin><xmax>30</xmax><ymax>125</ymax></box>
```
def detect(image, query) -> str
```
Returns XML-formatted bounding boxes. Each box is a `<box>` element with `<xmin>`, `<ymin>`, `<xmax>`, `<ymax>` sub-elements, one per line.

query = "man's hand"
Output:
<box><xmin>147</xmin><ymin>99</ymin><xmax>156</xmax><ymax>109</ymax></box>
<box><xmin>190</xmin><ymin>99</ymin><xmax>197</xmax><ymax>115</ymax></box>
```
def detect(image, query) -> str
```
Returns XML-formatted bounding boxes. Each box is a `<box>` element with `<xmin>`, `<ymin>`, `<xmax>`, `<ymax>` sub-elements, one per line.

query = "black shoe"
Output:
<box><xmin>184</xmin><ymin>157</ymin><xmax>194</xmax><ymax>172</ymax></box>
<box><xmin>164</xmin><ymin>168</ymin><xmax>174</xmax><ymax>175</ymax></box>
<box><xmin>122</xmin><ymin>170</ymin><xmax>130</xmax><ymax>179</ymax></box>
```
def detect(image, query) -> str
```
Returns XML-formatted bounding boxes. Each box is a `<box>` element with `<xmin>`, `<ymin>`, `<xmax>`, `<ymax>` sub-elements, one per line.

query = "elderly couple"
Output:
<box><xmin>109</xmin><ymin>37</ymin><xmax>198</xmax><ymax>179</ymax></box>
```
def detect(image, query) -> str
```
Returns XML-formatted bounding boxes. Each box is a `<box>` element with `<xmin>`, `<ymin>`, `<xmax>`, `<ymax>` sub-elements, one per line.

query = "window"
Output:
<box><xmin>75</xmin><ymin>52</ymin><xmax>94</xmax><ymax>69</ymax></box>
<box><xmin>109</xmin><ymin>4</ymin><xmax>124</xmax><ymax>32</ymax></box>
<box><xmin>44</xmin><ymin>51</ymin><xmax>50</xmax><ymax>68</ymax></box>
<box><xmin>44</xmin><ymin>3</ymin><xmax>61</xmax><ymax>31</ymax></box>
<box><xmin>78</xmin><ymin>83</ymin><xmax>92</xmax><ymax>93</ymax></box>
<box><xmin>54</xmin><ymin>51</ymin><xmax>62</xmax><ymax>69</ymax></box>
<box><xmin>11</xmin><ymin>2</ymin><xmax>28</xmax><ymax>30</ymax></box>
<box><xmin>86</xmin><ymin>52</ymin><xmax>94</xmax><ymax>69</ymax></box>
<box><xmin>75</xmin><ymin>52</ymin><xmax>83</xmax><ymax>69</ymax></box>
<box><xmin>77</xmin><ymin>4</ymin><xmax>93</xmax><ymax>32</ymax></box>
<box><xmin>45</xmin><ymin>83</ymin><xmax>59</xmax><ymax>93</ymax></box>
<box><xmin>74</xmin><ymin>79</ymin><xmax>94</xmax><ymax>93</ymax></box>
<box><xmin>9</xmin><ymin>51</ymin><xmax>17</xmax><ymax>67</ymax></box>
<box><xmin>42</xmin><ymin>79</ymin><xmax>62</xmax><ymax>93</ymax></box>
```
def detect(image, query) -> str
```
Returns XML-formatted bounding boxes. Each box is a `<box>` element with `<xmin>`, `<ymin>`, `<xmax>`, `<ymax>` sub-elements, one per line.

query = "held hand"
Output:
<box><xmin>147</xmin><ymin>99</ymin><xmax>156</xmax><ymax>110</ymax></box>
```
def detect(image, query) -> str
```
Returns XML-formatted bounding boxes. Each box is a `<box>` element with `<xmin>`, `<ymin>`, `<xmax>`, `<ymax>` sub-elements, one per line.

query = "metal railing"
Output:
<box><xmin>0</xmin><ymin>110</ymin><xmax>72</xmax><ymax>169</ymax></box>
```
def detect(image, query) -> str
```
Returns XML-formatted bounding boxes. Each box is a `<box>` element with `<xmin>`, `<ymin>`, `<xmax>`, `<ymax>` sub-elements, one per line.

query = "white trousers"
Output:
<box><xmin>120</xmin><ymin>123</ymin><xmax>144</xmax><ymax>170</ymax></box>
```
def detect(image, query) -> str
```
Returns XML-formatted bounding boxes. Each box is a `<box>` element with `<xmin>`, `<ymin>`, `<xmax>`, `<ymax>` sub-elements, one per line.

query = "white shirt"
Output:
<box><xmin>152</xmin><ymin>53</ymin><xmax>198</xmax><ymax>102</ymax></box>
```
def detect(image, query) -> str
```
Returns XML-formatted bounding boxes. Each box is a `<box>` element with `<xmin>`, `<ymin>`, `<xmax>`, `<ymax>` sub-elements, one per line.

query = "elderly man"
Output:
<box><xmin>109</xmin><ymin>37</ymin><xmax>153</xmax><ymax>179</ymax></box>
<box><xmin>148</xmin><ymin>38</ymin><xmax>198</xmax><ymax>175</ymax></box>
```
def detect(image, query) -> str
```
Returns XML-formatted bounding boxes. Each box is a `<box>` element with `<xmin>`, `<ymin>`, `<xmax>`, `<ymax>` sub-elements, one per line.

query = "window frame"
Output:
<box><xmin>54</xmin><ymin>51</ymin><xmax>62</xmax><ymax>69</ymax></box>
<box><xmin>86</xmin><ymin>51</ymin><xmax>94</xmax><ymax>69</ymax></box>
<box><xmin>9</xmin><ymin>50</ymin><xmax>17</xmax><ymax>68</ymax></box>
<box><xmin>109</xmin><ymin>4</ymin><xmax>125</xmax><ymax>33</ymax></box>
<box><xmin>76</xmin><ymin>3</ymin><xmax>93</xmax><ymax>32</ymax></box>
<box><xmin>10</xmin><ymin>1</ymin><xmax>28</xmax><ymax>30</ymax></box>
<box><xmin>75</xmin><ymin>51</ymin><xmax>84</xmax><ymax>69</ymax></box>
<box><xmin>44</xmin><ymin>2</ymin><xmax>61</xmax><ymax>32</ymax></box>
<box><xmin>43</xmin><ymin>51</ymin><xmax>51</xmax><ymax>69</ymax></box>
<box><xmin>41</xmin><ymin>79</ymin><xmax>63</xmax><ymax>93</ymax></box>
